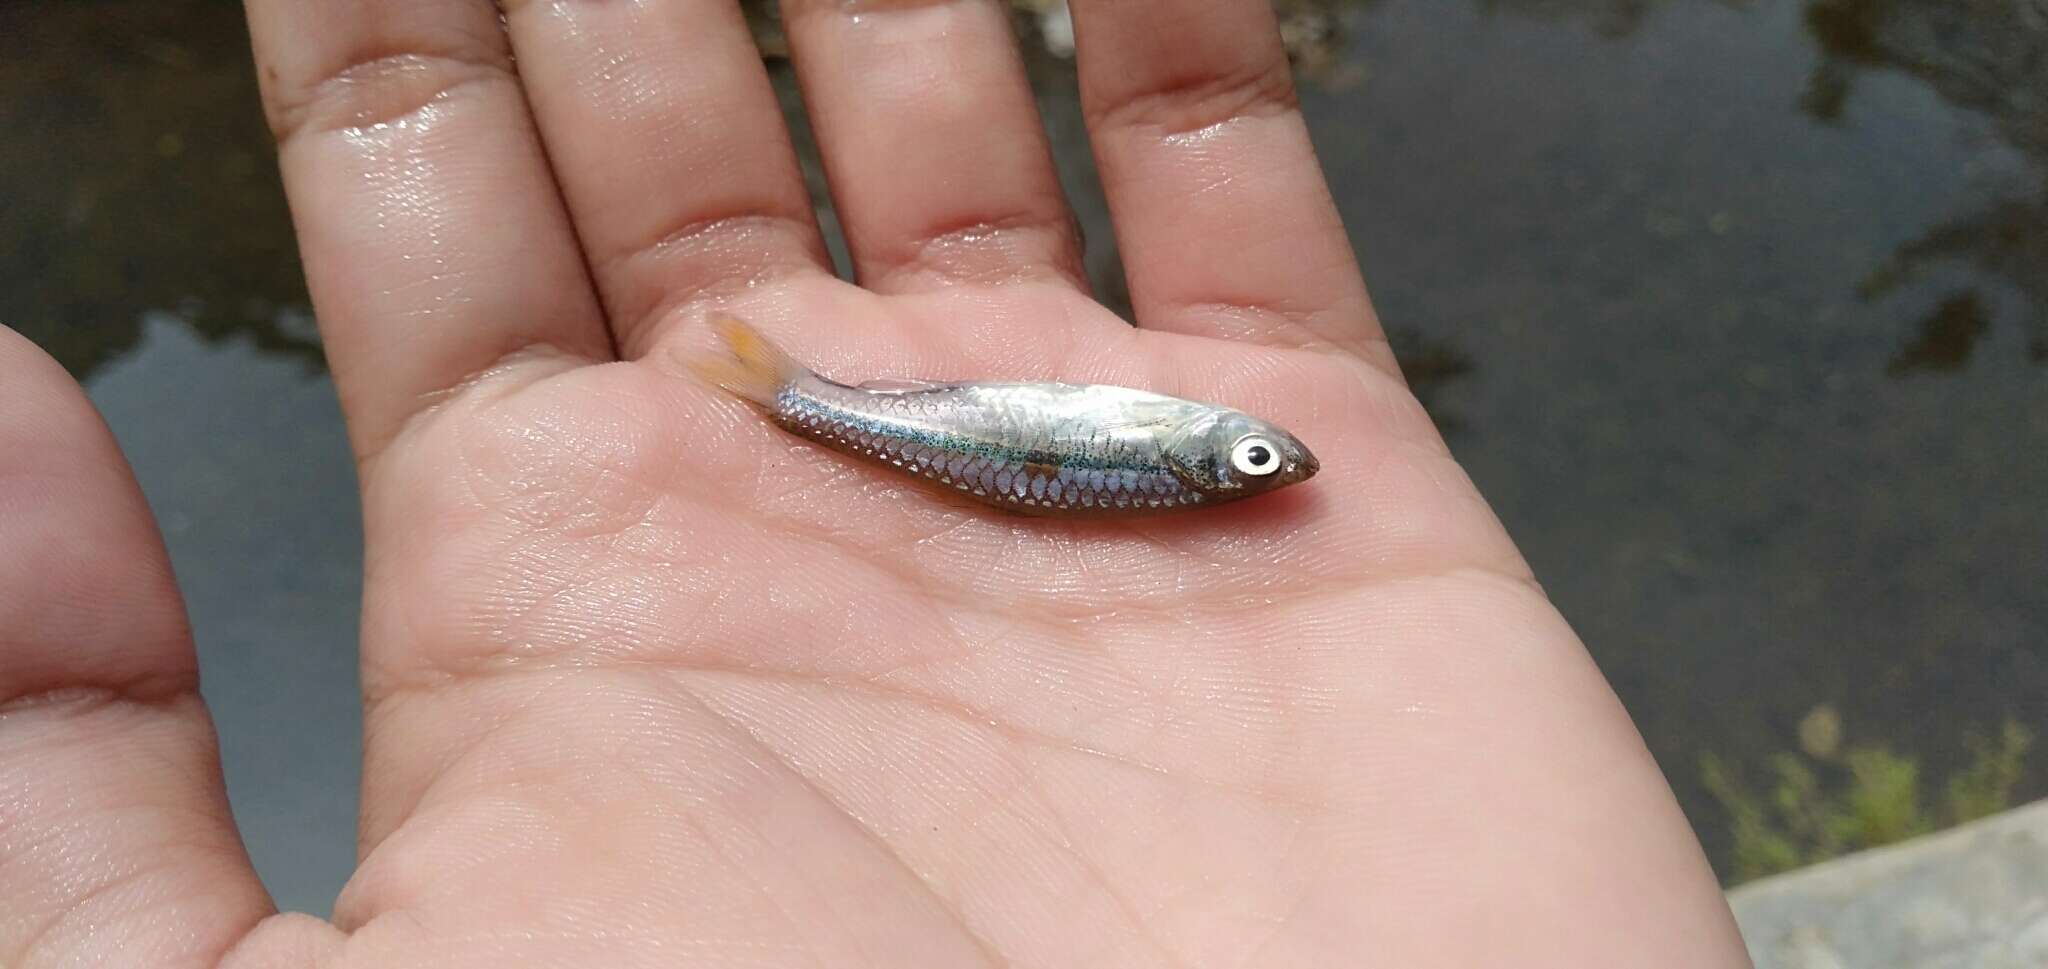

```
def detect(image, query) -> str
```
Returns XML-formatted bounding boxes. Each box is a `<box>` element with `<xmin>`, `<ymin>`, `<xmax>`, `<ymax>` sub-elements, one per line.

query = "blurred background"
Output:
<box><xmin>2</xmin><ymin>0</ymin><xmax>2043</xmax><ymax>915</ymax></box>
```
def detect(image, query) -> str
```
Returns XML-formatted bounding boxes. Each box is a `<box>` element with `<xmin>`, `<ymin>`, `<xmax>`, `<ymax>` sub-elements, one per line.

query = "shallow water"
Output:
<box><xmin>2</xmin><ymin>0</ymin><xmax>2043</xmax><ymax>911</ymax></box>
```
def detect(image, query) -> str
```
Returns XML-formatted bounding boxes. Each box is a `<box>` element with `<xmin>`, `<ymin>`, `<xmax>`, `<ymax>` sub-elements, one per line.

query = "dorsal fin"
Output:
<box><xmin>858</xmin><ymin>377</ymin><xmax>951</xmax><ymax>394</ymax></box>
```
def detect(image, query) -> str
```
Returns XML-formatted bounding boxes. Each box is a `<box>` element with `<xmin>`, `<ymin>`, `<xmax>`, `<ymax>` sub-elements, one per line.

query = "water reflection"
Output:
<box><xmin>1803</xmin><ymin>0</ymin><xmax>2048</xmax><ymax>368</ymax></box>
<box><xmin>1476</xmin><ymin>0</ymin><xmax>1668</xmax><ymax>37</ymax></box>
<box><xmin>1475</xmin><ymin>0</ymin><xmax>1750</xmax><ymax>37</ymax></box>
<box><xmin>0</xmin><ymin>1</ymin><xmax>319</xmax><ymax>379</ymax></box>
<box><xmin>1861</xmin><ymin>194</ymin><xmax>2048</xmax><ymax>367</ymax></box>
<box><xmin>1884</xmin><ymin>292</ymin><xmax>1992</xmax><ymax>375</ymax></box>
<box><xmin>1386</xmin><ymin>328</ymin><xmax>1478</xmax><ymax>429</ymax></box>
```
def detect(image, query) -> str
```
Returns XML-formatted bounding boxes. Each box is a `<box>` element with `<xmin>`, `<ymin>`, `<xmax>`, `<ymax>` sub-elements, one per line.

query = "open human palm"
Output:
<box><xmin>0</xmin><ymin>1</ymin><xmax>1749</xmax><ymax>966</ymax></box>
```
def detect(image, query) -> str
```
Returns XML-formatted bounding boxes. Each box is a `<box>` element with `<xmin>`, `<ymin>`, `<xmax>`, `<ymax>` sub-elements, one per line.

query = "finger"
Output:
<box><xmin>500</xmin><ymin>0</ymin><xmax>833</xmax><ymax>359</ymax></box>
<box><xmin>0</xmin><ymin>329</ymin><xmax>273</xmax><ymax>967</ymax></box>
<box><xmin>781</xmin><ymin>0</ymin><xmax>1085</xmax><ymax>293</ymax></box>
<box><xmin>1070</xmin><ymin>0</ymin><xmax>1391</xmax><ymax>364</ymax></box>
<box><xmin>247</xmin><ymin>0</ymin><xmax>614</xmax><ymax>462</ymax></box>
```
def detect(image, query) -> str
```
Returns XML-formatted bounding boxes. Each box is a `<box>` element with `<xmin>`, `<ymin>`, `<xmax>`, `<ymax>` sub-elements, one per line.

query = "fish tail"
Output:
<box><xmin>687</xmin><ymin>313</ymin><xmax>808</xmax><ymax>408</ymax></box>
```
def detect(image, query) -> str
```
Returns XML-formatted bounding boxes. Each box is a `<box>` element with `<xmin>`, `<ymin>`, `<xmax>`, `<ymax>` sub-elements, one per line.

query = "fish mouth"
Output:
<box><xmin>1292</xmin><ymin>450</ymin><xmax>1320</xmax><ymax>482</ymax></box>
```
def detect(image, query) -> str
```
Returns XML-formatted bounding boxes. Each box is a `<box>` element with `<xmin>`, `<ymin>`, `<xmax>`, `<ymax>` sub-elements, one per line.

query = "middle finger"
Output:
<box><xmin>503</xmin><ymin>0</ymin><xmax>835</xmax><ymax>358</ymax></box>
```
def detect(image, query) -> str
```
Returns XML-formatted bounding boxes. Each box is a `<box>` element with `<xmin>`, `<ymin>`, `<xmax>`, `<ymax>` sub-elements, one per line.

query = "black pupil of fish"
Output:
<box><xmin>1247</xmin><ymin>445</ymin><xmax>1272</xmax><ymax>467</ymax></box>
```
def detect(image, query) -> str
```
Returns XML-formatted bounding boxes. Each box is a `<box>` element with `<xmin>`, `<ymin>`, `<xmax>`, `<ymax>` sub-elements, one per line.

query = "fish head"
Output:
<box><xmin>1163</xmin><ymin>407</ymin><xmax>1319</xmax><ymax>499</ymax></box>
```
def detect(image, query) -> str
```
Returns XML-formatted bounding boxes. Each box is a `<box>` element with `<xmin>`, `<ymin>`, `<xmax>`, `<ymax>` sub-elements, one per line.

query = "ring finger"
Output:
<box><xmin>780</xmin><ymin>0</ymin><xmax>1086</xmax><ymax>295</ymax></box>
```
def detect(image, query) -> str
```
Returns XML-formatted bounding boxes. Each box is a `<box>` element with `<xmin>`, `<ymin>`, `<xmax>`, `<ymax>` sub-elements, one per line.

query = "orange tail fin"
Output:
<box><xmin>686</xmin><ymin>313</ymin><xmax>808</xmax><ymax>408</ymax></box>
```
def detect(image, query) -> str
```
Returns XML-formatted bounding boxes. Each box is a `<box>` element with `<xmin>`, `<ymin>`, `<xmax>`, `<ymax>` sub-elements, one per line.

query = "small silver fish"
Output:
<box><xmin>690</xmin><ymin>315</ymin><xmax>1319</xmax><ymax>516</ymax></box>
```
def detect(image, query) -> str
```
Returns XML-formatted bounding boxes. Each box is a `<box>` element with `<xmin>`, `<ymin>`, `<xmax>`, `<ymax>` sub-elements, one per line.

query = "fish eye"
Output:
<box><xmin>1230</xmin><ymin>436</ymin><xmax>1282</xmax><ymax>476</ymax></box>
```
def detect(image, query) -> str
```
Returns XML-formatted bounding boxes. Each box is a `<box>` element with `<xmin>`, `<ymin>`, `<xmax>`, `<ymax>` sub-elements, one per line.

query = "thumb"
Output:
<box><xmin>0</xmin><ymin>326</ymin><xmax>282</xmax><ymax>967</ymax></box>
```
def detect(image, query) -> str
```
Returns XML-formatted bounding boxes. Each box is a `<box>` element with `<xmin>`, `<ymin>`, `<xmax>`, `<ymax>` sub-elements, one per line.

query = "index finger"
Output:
<box><xmin>246</xmin><ymin>0</ymin><xmax>613</xmax><ymax>463</ymax></box>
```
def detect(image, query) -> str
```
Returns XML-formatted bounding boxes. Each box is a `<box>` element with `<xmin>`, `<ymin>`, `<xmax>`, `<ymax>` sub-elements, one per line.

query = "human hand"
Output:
<box><xmin>0</xmin><ymin>1</ymin><xmax>1749</xmax><ymax>965</ymax></box>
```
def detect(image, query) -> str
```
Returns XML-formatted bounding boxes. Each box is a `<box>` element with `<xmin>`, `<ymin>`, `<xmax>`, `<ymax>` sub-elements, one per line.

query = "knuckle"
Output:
<box><xmin>598</xmin><ymin>210</ymin><xmax>825</xmax><ymax>357</ymax></box>
<box><xmin>868</xmin><ymin>211</ymin><xmax>1087</xmax><ymax>290</ymax></box>
<box><xmin>263</xmin><ymin>39</ymin><xmax>516</xmax><ymax>145</ymax></box>
<box><xmin>1086</xmin><ymin>59</ymin><xmax>1300</xmax><ymax>138</ymax></box>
